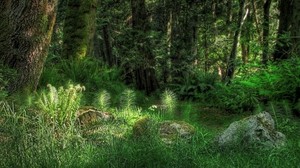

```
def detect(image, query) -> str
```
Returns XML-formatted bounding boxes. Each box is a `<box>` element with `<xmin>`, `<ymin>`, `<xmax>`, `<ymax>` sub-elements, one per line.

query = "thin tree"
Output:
<box><xmin>225</xmin><ymin>0</ymin><xmax>246</xmax><ymax>81</ymax></box>
<box><xmin>262</xmin><ymin>0</ymin><xmax>272</xmax><ymax>65</ymax></box>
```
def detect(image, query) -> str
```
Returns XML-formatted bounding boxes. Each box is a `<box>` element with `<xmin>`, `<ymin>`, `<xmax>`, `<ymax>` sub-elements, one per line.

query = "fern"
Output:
<box><xmin>37</xmin><ymin>84</ymin><xmax>85</xmax><ymax>126</ymax></box>
<box><xmin>120</xmin><ymin>89</ymin><xmax>136</xmax><ymax>110</ymax></box>
<box><xmin>161</xmin><ymin>89</ymin><xmax>177</xmax><ymax>114</ymax></box>
<box><xmin>96</xmin><ymin>90</ymin><xmax>111</xmax><ymax>111</ymax></box>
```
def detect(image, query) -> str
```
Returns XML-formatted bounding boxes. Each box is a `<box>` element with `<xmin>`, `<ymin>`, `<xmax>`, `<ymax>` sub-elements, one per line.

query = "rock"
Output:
<box><xmin>215</xmin><ymin>112</ymin><xmax>286</xmax><ymax>148</ymax></box>
<box><xmin>132</xmin><ymin>118</ymin><xmax>195</xmax><ymax>143</ymax></box>
<box><xmin>132</xmin><ymin>116</ymin><xmax>153</xmax><ymax>138</ymax></box>
<box><xmin>76</xmin><ymin>106</ymin><xmax>114</xmax><ymax>126</ymax></box>
<box><xmin>159</xmin><ymin>120</ymin><xmax>195</xmax><ymax>144</ymax></box>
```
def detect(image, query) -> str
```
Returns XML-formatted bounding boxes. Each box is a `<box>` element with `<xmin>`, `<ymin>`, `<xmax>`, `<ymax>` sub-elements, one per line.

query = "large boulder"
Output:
<box><xmin>215</xmin><ymin>112</ymin><xmax>286</xmax><ymax>148</ymax></box>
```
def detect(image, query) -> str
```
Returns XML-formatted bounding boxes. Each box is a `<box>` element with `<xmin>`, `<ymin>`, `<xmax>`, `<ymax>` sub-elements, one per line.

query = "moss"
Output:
<box><xmin>132</xmin><ymin>116</ymin><xmax>153</xmax><ymax>138</ymax></box>
<box><xmin>63</xmin><ymin>0</ymin><xmax>97</xmax><ymax>60</ymax></box>
<box><xmin>159</xmin><ymin>120</ymin><xmax>195</xmax><ymax>143</ymax></box>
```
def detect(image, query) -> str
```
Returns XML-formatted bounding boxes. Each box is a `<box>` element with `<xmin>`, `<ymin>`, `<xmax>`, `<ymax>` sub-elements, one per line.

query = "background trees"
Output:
<box><xmin>1</xmin><ymin>0</ymin><xmax>299</xmax><ymax>97</ymax></box>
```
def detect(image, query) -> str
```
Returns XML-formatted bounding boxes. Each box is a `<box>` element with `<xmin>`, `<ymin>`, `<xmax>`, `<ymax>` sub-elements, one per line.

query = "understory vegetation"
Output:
<box><xmin>0</xmin><ymin>58</ymin><xmax>299</xmax><ymax>168</ymax></box>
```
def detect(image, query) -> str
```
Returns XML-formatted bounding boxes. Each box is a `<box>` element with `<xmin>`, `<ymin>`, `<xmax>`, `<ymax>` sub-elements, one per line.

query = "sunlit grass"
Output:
<box><xmin>0</xmin><ymin>89</ymin><xmax>300</xmax><ymax>168</ymax></box>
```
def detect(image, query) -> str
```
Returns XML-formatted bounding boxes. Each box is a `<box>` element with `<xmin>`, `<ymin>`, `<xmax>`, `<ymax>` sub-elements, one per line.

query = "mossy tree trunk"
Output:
<box><xmin>262</xmin><ymin>0</ymin><xmax>272</xmax><ymax>65</ymax></box>
<box><xmin>63</xmin><ymin>0</ymin><xmax>97</xmax><ymax>60</ymax></box>
<box><xmin>0</xmin><ymin>0</ymin><xmax>58</xmax><ymax>92</ymax></box>
<box><xmin>131</xmin><ymin>0</ymin><xmax>159</xmax><ymax>94</ymax></box>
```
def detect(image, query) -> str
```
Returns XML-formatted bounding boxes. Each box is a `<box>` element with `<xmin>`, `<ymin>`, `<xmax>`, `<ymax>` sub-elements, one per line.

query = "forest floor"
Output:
<box><xmin>0</xmin><ymin>99</ymin><xmax>300</xmax><ymax>168</ymax></box>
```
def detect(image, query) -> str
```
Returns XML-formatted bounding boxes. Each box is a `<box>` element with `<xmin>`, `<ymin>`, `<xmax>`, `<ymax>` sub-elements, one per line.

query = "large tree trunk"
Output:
<box><xmin>273</xmin><ymin>0</ymin><xmax>293</xmax><ymax>60</ymax></box>
<box><xmin>262</xmin><ymin>0</ymin><xmax>272</xmax><ymax>64</ymax></box>
<box><xmin>225</xmin><ymin>0</ymin><xmax>245</xmax><ymax>81</ymax></box>
<box><xmin>63</xmin><ymin>0</ymin><xmax>97</xmax><ymax>60</ymax></box>
<box><xmin>0</xmin><ymin>0</ymin><xmax>58</xmax><ymax>92</ymax></box>
<box><xmin>131</xmin><ymin>0</ymin><xmax>159</xmax><ymax>94</ymax></box>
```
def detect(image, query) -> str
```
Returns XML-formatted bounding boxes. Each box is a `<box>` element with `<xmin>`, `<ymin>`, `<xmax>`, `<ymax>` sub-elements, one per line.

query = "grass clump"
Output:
<box><xmin>161</xmin><ymin>89</ymin><xmax>177</xmax><ymax>115</ymax></box>
<box><xmin>95</xmin><ymin>90</ymin><xmax>111</xmax><ymax>111</ymax></box>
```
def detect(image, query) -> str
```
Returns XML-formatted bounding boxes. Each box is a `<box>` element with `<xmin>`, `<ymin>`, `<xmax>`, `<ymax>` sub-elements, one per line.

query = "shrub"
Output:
<box><xmin>171</xmin><ymin>69</ymin><xmax>218</xmax><ymax>100</ymax></box>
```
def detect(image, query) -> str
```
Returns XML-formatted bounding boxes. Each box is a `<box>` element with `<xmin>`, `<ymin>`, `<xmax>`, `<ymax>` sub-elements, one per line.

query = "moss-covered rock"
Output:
<box><xmin>76</xmin><ymin>106</ymin><xmax>114</xmax><ymax>126</ymax></box>
<box><xmin>159</xmin><ymin>121</ymin><xmax>195</xmax><ymax>144</ymax></box>
<box><xmin>132</xmin><ymin>116</ymin><xmax>154</xmax><ymax>138</ymax></box>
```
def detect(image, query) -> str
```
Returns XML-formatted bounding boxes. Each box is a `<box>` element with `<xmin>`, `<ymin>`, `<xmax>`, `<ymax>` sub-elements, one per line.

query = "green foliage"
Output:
<box><xmin>239</xmin><ymin>58</ymin><xmax>300</xmax><ymax>101</ymax></box>
<box><xmin>205</xmin><ymin>58</ymin><xmax>300</xmax><ymax>113</ymax></box>
<box><xmin>40</xmin><ymin>57</ymin><xmax>126</xmax><ymax>104</ymax></box>
<box><xmin>210</xmin><ymin>83</ymin><xmax>259</xmax><ymax>113</ymax></box>
<box><xmin>95</xmin><ymin>90</ymin><xmax>111</xmax><ymax>111</ymax></box>
<box><xmin>120</xmin><ymin>89</ymin><xmax>136</xmax><ymax>110</ymax></box>
<box><xmin>37</xmin><ymin>84</ymin><xmax>84</xmax><ymax>126</ymax></box>
<box><xmin>161</xmin><ymin>89</ymin><xmax>177</xmax><ymax>114</ymax></box>
<box><xmin>171</xmin><ymin>69</ymin><xmax>219</xmax><ymax>100</ymax></box>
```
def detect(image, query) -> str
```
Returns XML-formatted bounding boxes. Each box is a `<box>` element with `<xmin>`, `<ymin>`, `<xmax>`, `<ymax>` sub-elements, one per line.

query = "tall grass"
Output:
<box><xmin>1</xmin><ymin>82</ymin><xmax>300</xmax><ymax>167</ymax></box>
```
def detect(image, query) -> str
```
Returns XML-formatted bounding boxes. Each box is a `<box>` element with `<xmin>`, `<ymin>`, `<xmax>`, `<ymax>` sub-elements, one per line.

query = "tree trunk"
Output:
<box><xmin>291</xmin><ymin>0</ymin><xmax>300</xmax><ymax>56</ymax></box>
<box><xmin>170</xmin><ymin>0</ymin><xmax>198</xmax><ymax>83</ymax></box>
<box><xmin>273</xmin><ymin>0</ymin><xmax>293</xmax><ymax>60</ymax></box>
<box><xmin>262</xmin><ymin>0</ymin><xmax>272</xmax><ymax>65</ymax></box>
<box><xmin>102</xmin><ymin>24</ymin><xmax>115</xmax><ymax>66</ymax></box>
<box><xmin>131</xmin><ymin>0</ymin><xmax>159</xmax><ymax>94</ymax></box>
<box><xmin>63</xmin><ymin>0</ymin><xmax>97</xmax><ymax>60</ymax></box>
<box><xmin>241</xmin><ymin>3</ymin><xmax>251</xmax><ymax>64</ymax></box>
<box><xmin>225</xmin><ymin>0</ymin><xmax>245</xmax><ymax>81</ymax></box>
<box><xmin>49</xmin><ymin>0</ymin><xmax>68</xmax><ymax>57</ymax></box>
<box><xmin>0</xmin><ymin>0</ymin><xmax>58</xmax><ymax>92</ymax></box>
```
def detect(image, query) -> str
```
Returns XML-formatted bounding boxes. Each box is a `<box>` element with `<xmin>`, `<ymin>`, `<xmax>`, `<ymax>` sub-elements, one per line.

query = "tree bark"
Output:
<box><xmin>262</xmin><ymin>0</ymin><xmax>272</xmax><ymax>65</ymax></box>
<box><xmin>273</xmin><ymin>0</ymin><xmax>293</xmax><ymax>60</ymax></box>
<box><xmin>241</xmin><ymin>3</ymin><xmax>251</xmax><ymax>64</ymax></box>
<box><xmin>170</xmin><ymin>0</ymin><xmax>198</xmax><ymax>83</ymax></box>
<box><xmin>102</xmin><ymin>24</ymin><xmax>115</xmax><ymax>66</ymax></box>
<box><xmin>291</xmin><ymin>0</ymin><xmax>300</xmax><ymax>56</ymax></box>
<box><xmin>0</xmin><ymin>0</ymin><xmax>58</xmax><ymax>92</ymax></box>
<box><xmin>225</xmin><ymin>0</ymin><xmax>245</xmax><ymax>81</ymax></box>
<box><xmin>131</xmin><ymin>0</ymin><xmax>159</xmax><ymax>94</ymax></box>
<box><xmin>63</xmin><ymin>0</ymin><xmax>97</xmax><ymax>60</ymax></box>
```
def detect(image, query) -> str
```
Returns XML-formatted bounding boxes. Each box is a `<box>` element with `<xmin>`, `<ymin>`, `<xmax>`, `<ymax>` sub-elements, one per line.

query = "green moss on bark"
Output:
<box><xmin>63</xmin><ymin>0</ymin><xmax>97</xmax><ymax>60</ymax></box>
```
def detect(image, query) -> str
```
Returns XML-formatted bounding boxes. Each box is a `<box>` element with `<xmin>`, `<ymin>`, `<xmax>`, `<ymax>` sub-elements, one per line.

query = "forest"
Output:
<box><xmin>0</xmin><ymin>0</ymin><xmax>299</xmax><ymax>167</ymax></box>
